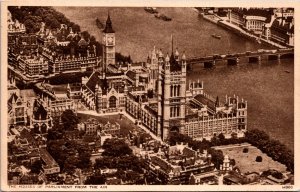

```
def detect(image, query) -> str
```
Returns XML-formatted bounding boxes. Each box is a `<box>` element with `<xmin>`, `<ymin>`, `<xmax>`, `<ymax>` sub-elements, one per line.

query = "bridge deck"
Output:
<box><xmin>187</xmin><ymin>48</ymin><xmax>294</xmax><ymax>64</ymax></box>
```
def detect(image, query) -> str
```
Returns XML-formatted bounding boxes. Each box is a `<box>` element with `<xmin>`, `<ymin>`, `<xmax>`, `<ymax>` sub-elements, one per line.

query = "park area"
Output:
<box><xmin>213</xmin><ymin>143</ymin><xmax>287</xmax><ymax>174</ymax></box>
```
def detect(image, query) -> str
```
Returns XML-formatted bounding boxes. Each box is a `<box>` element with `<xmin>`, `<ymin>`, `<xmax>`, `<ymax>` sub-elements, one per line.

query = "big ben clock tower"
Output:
<box><xmin>102</xmin><ymin>12</ymin><xmax>115</xmax><ymax>69</ymax></box>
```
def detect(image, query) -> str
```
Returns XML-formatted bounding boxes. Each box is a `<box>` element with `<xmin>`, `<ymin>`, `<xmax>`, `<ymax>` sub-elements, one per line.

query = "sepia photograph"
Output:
<box><xmin>1</xmin><ymin>0</ymin><xmax>298</xmax><ymax>191</ymax></box>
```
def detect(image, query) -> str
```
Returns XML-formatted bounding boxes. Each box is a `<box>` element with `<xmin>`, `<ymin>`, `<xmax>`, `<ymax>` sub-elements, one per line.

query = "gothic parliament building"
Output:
<box><xmin>75</xmin><ymin>13</ymin><xmax>248</xmax><ymax>141</ymax></box>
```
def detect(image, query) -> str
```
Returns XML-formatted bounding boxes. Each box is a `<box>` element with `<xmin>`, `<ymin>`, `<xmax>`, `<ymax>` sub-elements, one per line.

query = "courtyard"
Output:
<box><xmin>214</xmin><ymin>143</ymin><xmax>287</xmax><ymax>174</ymax></box>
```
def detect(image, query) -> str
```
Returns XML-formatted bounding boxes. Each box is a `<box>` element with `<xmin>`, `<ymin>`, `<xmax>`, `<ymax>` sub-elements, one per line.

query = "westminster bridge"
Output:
<box><xmin>186</xmin><ymin>48</ymin><xmax>294</xmax><ymax>68</ymax></box>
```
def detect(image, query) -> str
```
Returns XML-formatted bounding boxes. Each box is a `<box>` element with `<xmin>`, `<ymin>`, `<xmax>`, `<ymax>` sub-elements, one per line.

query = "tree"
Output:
<box><xmin>44</xmin><ymin>14</ymin><xmax>60</xmax><ymax>29</ymax></box>
<box><xmin>243</xmin><ymin>148</ymin><xmax>249</xmax><ymax>153</ymax></box>
<box><xmin>85</xmin><ymin>174</ymin><xmax>106</xmax><ymax>185</ymax></box>
<box><xmin>76</xmin><ymin>144</ymin><xmax>92</xmax><ymax>170</ymax></box>
<box><xmin>271</xmin><ymin>171</ymin><xmax>283</xmax><ymax>179</ymax></box>
<box><xmin>71</xmin><ymin>24</ymin><xmax>81</xmax><ymax>33</ymax></box>
<box><xmin>208</xmin><ymin>148</ymin><xmax>224</xmax><ymax>169</ymax></box>
<box><xmin>116</xmin><ymin>52</ymin><xmax>133</xmax><ymax>64</ymax></box>
<box><xmin>102</xmin><ymin>138</ymin><xmax>132</xmax><ymax>156</ymax></box>
<box><xmin>47</xmin><ymin>129</ymin><xmax>63</xmax><ymax>140</ymax></box>
<box><xmin>63</xmin><ymin>156</ymin><xmax>79</xmax><ymax>175</ymax></box>
<box><xmin>94</xmin><ymin>156</ymin><xmax>114</xmax><ymax>169</ymax></box>
<box><xmin>81</xmin><ymin>31</ymin><xmax>90</xmax><ymax>41</ymax></box>
<box><xmin>218</xmin><ymin>133</ymin><xmax>225</xmax><ymax>141</ymax></box>
<box><xmin>30</xmin><ymin>160</ymin><xmax>43</xmax><ymax>174</ymax></box>
<box><xmin>23</xmin><ymin>15</ymin><xmax>42</xmax><ymax>33</ymax></box>
<box><xmin>61</xmin><ymin>109</ymin><xmax>79</xmax><ymax>130</ymax></box>
<box><xmin>169</xmin><ymin>132</ymin><xmax>191</xmax><ymax>146</ymax></box>
<box><xmin>47</xmin><ymin>139</ymin><xmax>67</xmax><ymax>170</ymax></box>
<box><xmin>256</xmin><ymin>156</ymin><xmax>262</xmax><ymax>162</ymax></box>
<box><xmin>90</xmin><ymin>36</ymin><xmax>97</xmax><ymax>45</ymax></box>
<box><xmin>211</xmin><ymin>134</ymin><xmax>220</xmax><ymax>146</ymax></box>
<box><xmin>230</xmin><ymin>159</ymin><xmax>236</xmax><ymax>166</ymax></box>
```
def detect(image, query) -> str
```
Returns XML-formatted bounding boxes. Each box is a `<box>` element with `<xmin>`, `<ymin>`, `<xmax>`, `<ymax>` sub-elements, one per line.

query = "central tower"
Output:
<box><xmin>158</xmin><ymin>36</ymin><xmax>187</xmax><ymax>141</ymax></box>
<box><xmin>102</xmin><ymin>12</ymin><xmax>116</xmax><ymax>70</ymax></box>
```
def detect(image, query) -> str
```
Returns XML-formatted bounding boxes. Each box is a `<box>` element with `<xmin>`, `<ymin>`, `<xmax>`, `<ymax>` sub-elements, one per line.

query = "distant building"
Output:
<box><xmin>39</xmin><ymin>148</ymin><xmax>60</xmax><ymax>175</ymax></box>
<box><xmin>84</xmin><ymin>118</ymin><xmax>100</xmax><ymax>136</ymax></box>
<box><xmin>80</xmin><ymin>71</ymin><xmax>127</xmax><ymax>112</ymax></box>
<box><xmin>7</xmin><ymin>10</ymin><xmax>26</xmax><ymax>34</ymax></box>
<box><xmin>31</xmin><ymin>97</ymin><xmax>52</xmax><ymax>133</ymax></box>
<box><xmin>8</xmin><ymin>92</ymin><xmax>28</xmax><ymax>126</ymax></box>
<box><xmin>18</xmin><ymin>54</ymin><xmax>48</xmax><ymax>77</ymax></box>
<box><xmin>269</xmin><ymin>17</ymin><xmax>294</xmax><ymax>46</ymax></box>
<box><xmin>99</xmin><ymin>133</ymin><xmax>112</xmax><ymax>146</ymax></box>
<box><xmin>145</xmin><ymin>143</ymin><xmax>215</xmax><ymax>184</ymax></box>
<box><xmin>228</xmin><ymin>8</ymin><xmax>272</xmax><ymax>34</ymax></box>
<box><xmin>227</xmin><ymin>8</ymin><xmax>294</xmax><ymax>46</ymax></box>
<box><xmin>48</xmin><ymin>54</ymin><xmax>101</xmax><ymax>74</ymax></box>
<box><xmin>101</xmin><ymin>121</ymin><xmax>120</xmax><ymax>135</ymax></box>
<box><xmin>82</xmin><ymin>118</ymin><xmax>121</xmax><ymax>136</ymax></box>
<box><xmin>189</xmin><ymin>171</ymin><xmax>221</xmax><ymax>185</ymax></box>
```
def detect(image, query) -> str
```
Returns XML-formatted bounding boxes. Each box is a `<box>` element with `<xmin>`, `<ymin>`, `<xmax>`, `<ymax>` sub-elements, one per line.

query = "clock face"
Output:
<box><xmin>107</xmin><ymin>37</ymin><xmax>114</xmax><ymax>44</ymax></box>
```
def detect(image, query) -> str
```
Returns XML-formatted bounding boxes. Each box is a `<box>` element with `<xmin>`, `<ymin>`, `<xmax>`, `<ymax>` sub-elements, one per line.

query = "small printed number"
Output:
<box><xmin>282</xmin><ymin>185</ymin><xmax>293</xmax><ymax>189</ymax></box>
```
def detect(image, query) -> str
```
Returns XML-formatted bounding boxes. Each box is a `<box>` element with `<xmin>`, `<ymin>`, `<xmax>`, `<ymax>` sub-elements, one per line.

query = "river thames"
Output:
<box><xmin>55</xmin><ymin>7</ymin><xmax>294</xmax><ymax>151</ymax></box>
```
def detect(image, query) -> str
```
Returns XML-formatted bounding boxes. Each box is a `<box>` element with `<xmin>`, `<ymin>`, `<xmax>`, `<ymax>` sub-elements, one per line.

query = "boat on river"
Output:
<box><xmin>144</xmin><ymin>7</ymin><xmax>158</xmax><ymax>14</ymax></box>
<box><xmin>154</xmin><ymin>13</ymin><xmax>172</xmax><ymax>21</ymax></box>
<box><xmin>211</xmin><ymin>34</ymin><xmax>221</xmax><ymax>39</ymax></box>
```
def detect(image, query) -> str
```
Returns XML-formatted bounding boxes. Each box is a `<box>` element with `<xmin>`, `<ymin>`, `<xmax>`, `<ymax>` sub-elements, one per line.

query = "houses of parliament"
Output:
<box><xmin>71</xmin><ymin>13</ymin><xmax>248</xmax><ymax>141</ymax></box>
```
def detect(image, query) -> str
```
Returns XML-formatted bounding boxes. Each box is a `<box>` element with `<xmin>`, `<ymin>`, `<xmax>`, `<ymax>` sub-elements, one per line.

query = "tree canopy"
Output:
<box><xmin>102</xmin><ymin>138</ymin><xmax>132</xmax><ymax>156</ymax></box>
<box><xmin>61</xmin><ymin>109</ymin><xmax>79</xmax><ymax>130</ymax></box>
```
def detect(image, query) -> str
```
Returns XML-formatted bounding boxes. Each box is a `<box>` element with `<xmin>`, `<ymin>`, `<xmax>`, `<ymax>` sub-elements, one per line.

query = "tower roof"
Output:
<box><xmin>103</xmin><ymin>12</ymin><xmax>115</xmax><ymax>33</ymax></box>
<box><xmin>170</xmin><ymin>52</ymin><xmax>181</xmax><ymax>71</ymax></box>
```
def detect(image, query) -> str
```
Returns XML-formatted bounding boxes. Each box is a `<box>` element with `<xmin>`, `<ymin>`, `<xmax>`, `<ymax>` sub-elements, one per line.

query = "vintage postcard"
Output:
<box><xmin>1</xmin><ymin>0</ymin><xmax>299</xmax><ymax>191</ymax></box>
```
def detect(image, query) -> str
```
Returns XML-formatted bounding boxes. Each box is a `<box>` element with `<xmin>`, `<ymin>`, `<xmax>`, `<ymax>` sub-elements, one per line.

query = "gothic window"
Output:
<box><xmin>34</xmin><ymin>124</ymin><xmax>40</xmax><ymax>134</ymax></box>
<box><xmin>41</xmin><ymin>124</ymin><xmax>47</xmax><ymax>133</ymax></box>
<box><xmin>177</xmin><ymin>85</ymin><xmax>180</xmax><ymax>96</ymax></box>
<box><xmin>170</xmin><ymin>107</ymin><xmax>174</xmax><ymax>117</ymax></box>
<box><xmin>170</xmin><ymin>85</ymin><xmax>173</xmax><ymax>97</ymax></box>
<box><xmin>109</xmin><ymin>96</ymin><xmax>117</xmax><ymax>108</ymax></box>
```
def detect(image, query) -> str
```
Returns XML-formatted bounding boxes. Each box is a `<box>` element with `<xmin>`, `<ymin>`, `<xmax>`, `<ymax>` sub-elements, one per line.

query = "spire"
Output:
<box><xmin>158</xmin><ymin>49</ymin><xmax>163</xmax><ymax>58</ymax></box>
<box><xmin>175</xmin><ymin>48</ymin><xmax>179</xmax><ymax>57</ymax></box>
<box><xmin>215</xmin><ymin>96</ymin><xmax>220</xmax><ymax>107</ymax></box>
<box><xmin>103</xmin><ymin>11</ymin><xmax>115</xmax><ymax>33</ymax></box>
<box><xmin>171</xmin><ymin>34</ymin><xmax>174</xmax><ymax>54</ymax></box>
<box><xmin>98</xmin><ymin>84</ymin><xmax>102</xmax><ymax>93</ymax></box>
<box><xmin>182</xmin><ymin>52</ymin><xmax>186</xmax><ymax>60</ymax></box>
<box><xmin>124</xmin><ymin>84</ymin><xmax>128</xmax><ymax>93</ymax></box>
<box><xmin>165</xmin><ymin>53</ymin><xmax>170</xmax><ymax>62</ymax></box>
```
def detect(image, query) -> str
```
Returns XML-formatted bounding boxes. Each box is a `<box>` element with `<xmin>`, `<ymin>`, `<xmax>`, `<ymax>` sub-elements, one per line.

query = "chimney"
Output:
<box><xmin>135</xmin><ymin>73</ymin><xmax>139</xmax><ymax>87</ymax></box>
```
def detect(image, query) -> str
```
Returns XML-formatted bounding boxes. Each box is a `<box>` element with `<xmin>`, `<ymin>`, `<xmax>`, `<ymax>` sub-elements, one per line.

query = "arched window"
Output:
<box><xmin>41</xmin><ymin>124</ymin><xmax>47</xmax><ymax>133</ymax></box>
<box><xmin>109</xmin><ymin>96</ymin><xmax>117</xmax><ymax>108</ymax></box>
<box><xmin>34</xmin><ymin>124</ymin><xmax>40</xmax><ymax>134</ymax></box>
